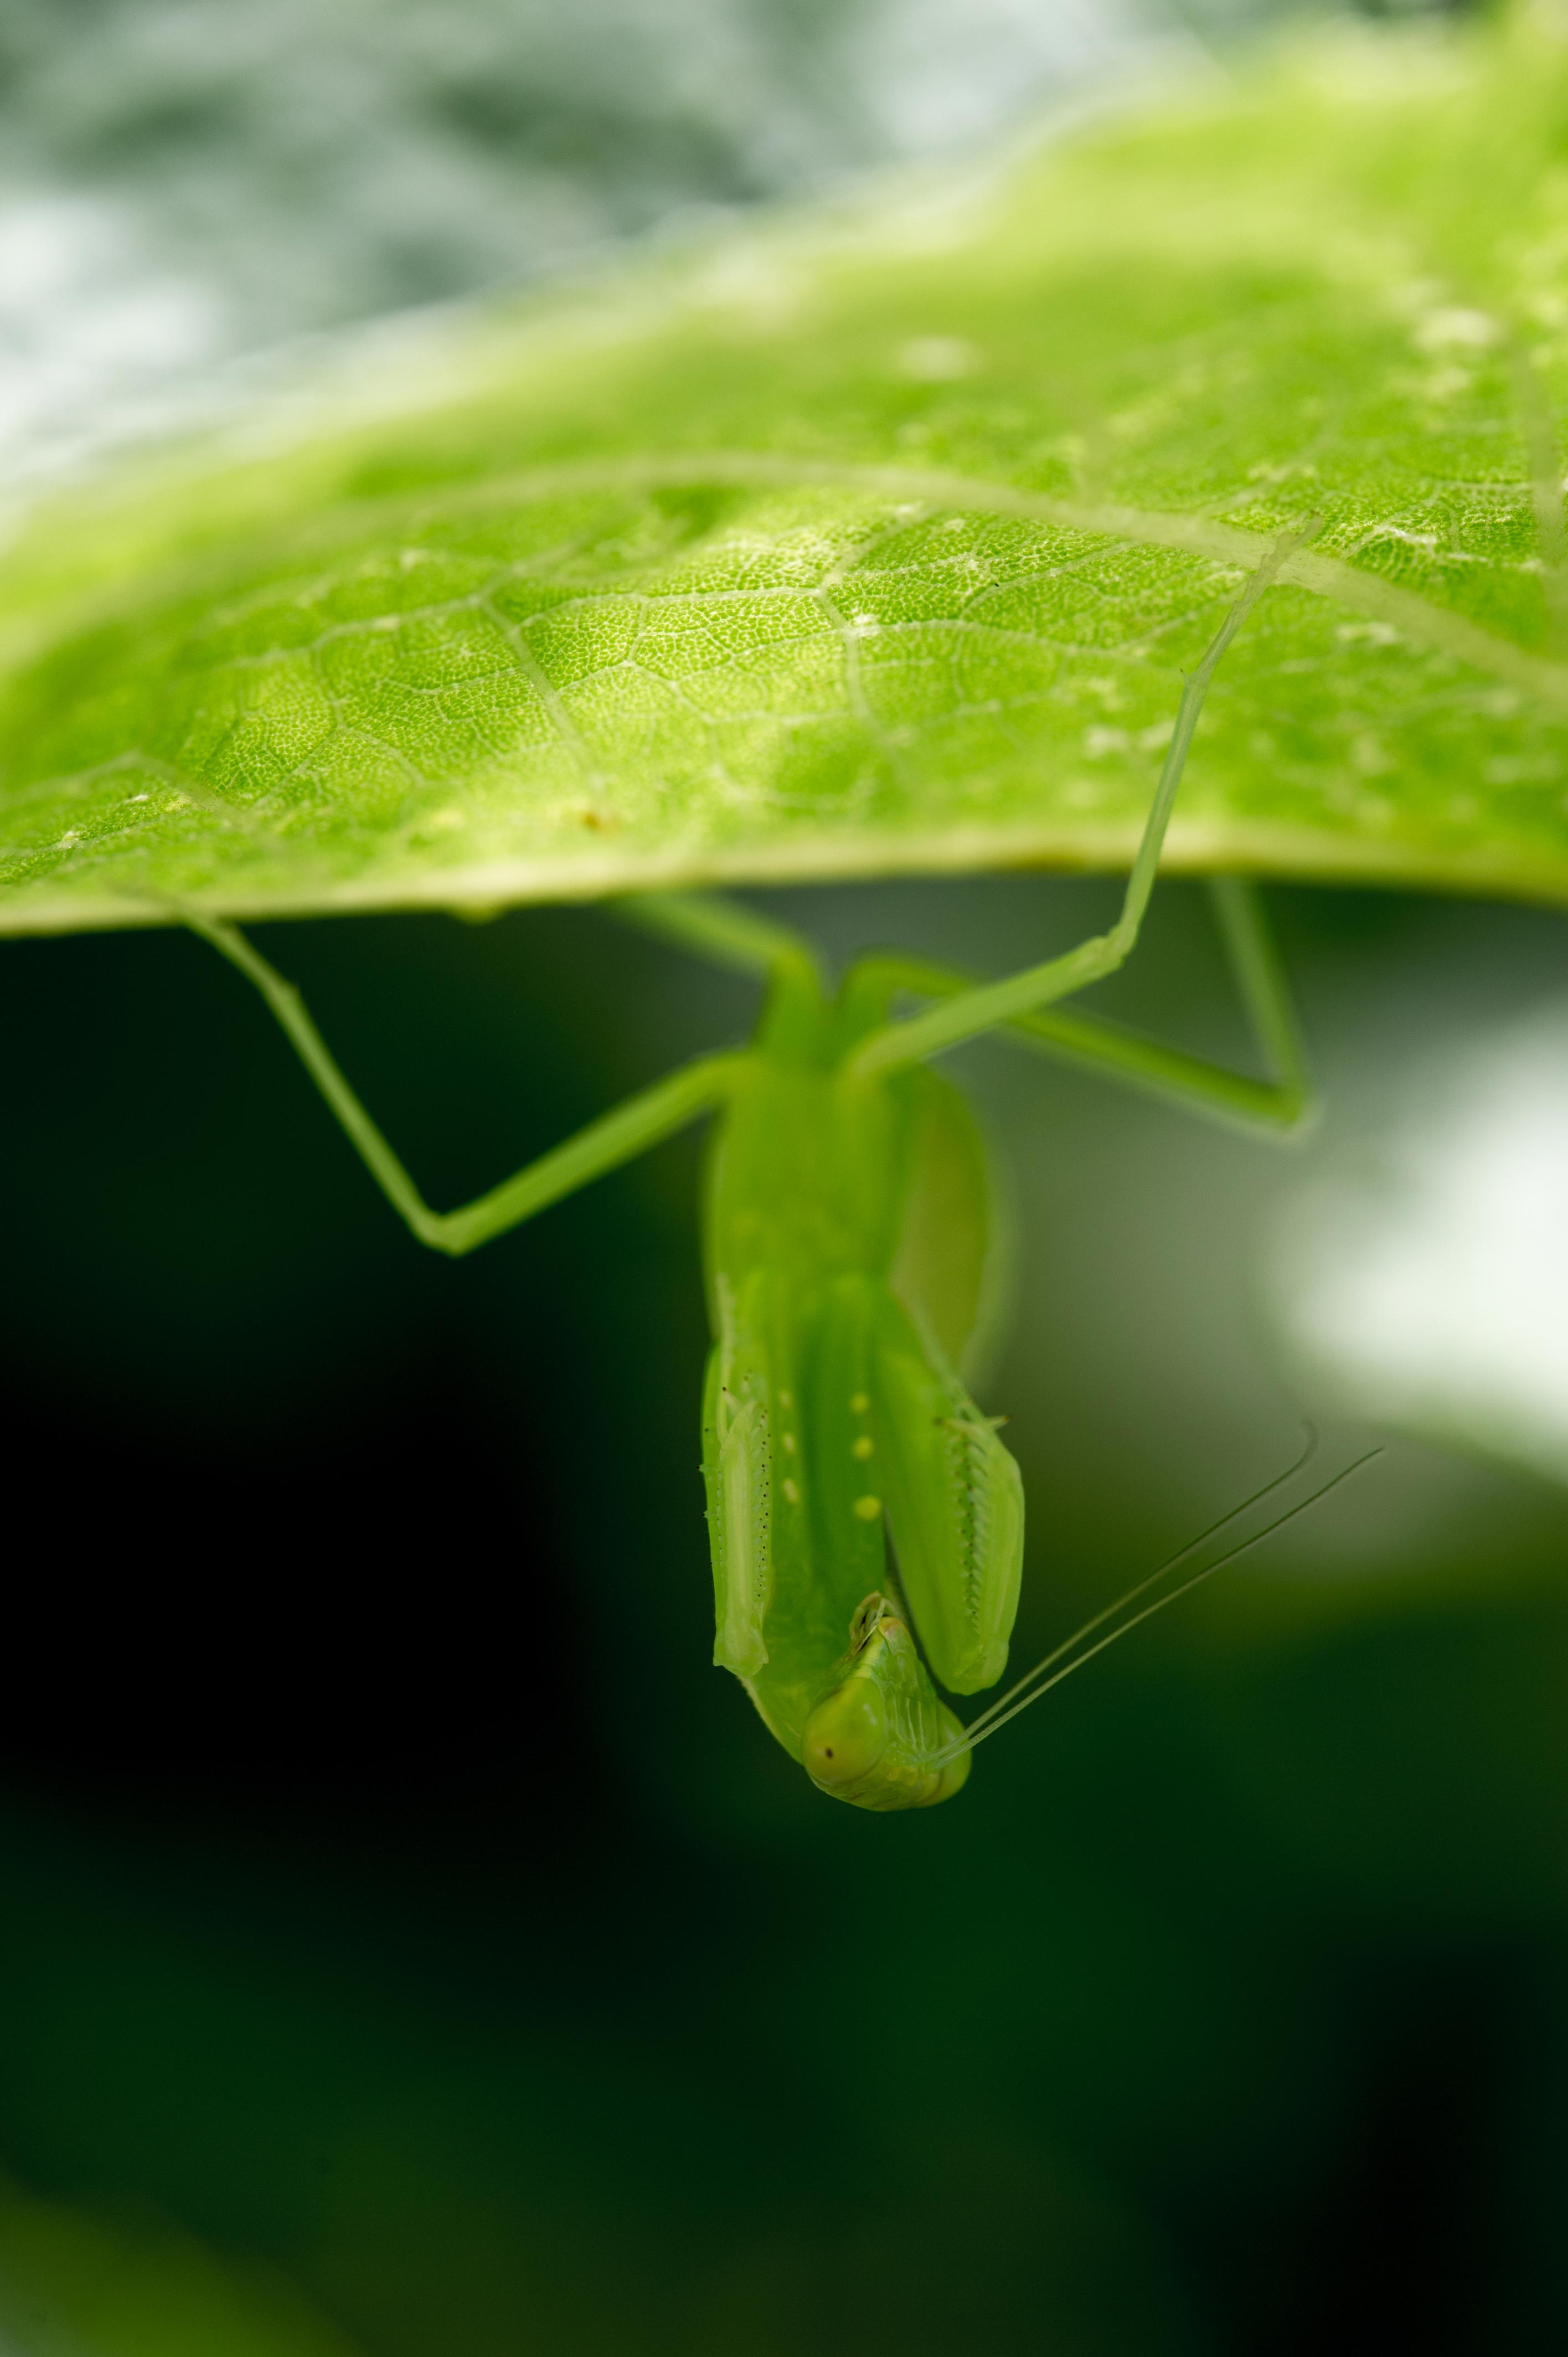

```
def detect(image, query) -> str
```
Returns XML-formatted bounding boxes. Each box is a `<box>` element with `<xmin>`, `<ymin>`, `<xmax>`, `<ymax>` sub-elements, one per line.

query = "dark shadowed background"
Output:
<box><xmin>2</xmin><ymin>4</ymin><xmax>1566</xmax><ymax>2353</ymax></box>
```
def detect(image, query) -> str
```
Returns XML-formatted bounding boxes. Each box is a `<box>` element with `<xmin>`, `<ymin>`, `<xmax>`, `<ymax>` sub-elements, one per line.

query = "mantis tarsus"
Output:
<box><xmin>190</xmin><ymin>532</ymin><xmax>1325</xmax><ymax>1812</ymax></box>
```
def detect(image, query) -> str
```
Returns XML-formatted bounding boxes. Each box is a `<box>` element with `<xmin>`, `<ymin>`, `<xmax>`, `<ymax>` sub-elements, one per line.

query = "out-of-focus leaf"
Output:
<box><xmin>5</xmin><ymin>14</ymin><xmax>1568</xmax><ymax>935</ymax></box>
<box><xmin>0</xmin><ymin>2179</ymin><xmax>362</xmax><ymax>2357</ymax></box>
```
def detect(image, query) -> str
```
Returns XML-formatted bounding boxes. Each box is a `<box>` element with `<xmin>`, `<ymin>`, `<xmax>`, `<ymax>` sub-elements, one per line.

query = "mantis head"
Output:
<box><xmin>801</xmin><ymin>1593</ymin><xmax>971</xmax><ymax>1812</ymax></box>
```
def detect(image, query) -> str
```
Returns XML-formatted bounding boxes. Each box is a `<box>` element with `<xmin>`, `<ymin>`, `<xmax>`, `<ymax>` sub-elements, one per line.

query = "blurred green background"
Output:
<box><xmin>3</xmin><ymin>3</ymin><xmax>1567</xmax><ymax>2353</ymax></box>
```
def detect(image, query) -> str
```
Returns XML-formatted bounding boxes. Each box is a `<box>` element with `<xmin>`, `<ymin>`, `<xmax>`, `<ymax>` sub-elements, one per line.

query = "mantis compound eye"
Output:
<box><xmin>801</xmin><ymin>1681</ymin><xmax>888</xmax><ymax>1793</ymax></box>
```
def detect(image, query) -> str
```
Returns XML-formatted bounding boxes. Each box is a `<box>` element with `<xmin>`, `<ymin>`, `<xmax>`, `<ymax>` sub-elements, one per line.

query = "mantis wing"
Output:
<box><xmin>888</xmin><ymin>1067</ymin><xmax>1011</xmax><ymax>1388</ymax></box>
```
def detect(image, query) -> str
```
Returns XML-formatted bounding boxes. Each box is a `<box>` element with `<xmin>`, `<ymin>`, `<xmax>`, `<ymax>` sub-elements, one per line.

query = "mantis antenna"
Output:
<box><xmin>928</xmin><ymin>1434</ymin><xmax>1384</xmax><ymax>1769</ymax></box>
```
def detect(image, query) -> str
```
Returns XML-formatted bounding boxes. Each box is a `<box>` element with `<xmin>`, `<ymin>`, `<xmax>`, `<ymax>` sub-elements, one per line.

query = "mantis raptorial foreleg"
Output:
<box><xmin>187</xmin><ymin>913</ymin><xmax>743</xmax><ymax>1257</ymax></box>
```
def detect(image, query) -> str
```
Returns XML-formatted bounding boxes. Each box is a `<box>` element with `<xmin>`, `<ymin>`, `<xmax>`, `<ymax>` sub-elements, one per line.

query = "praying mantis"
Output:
<box><xmin>188</xmin><ymin>531</ymin><xmax>1325</xmax><ymax>1812</ymax></box>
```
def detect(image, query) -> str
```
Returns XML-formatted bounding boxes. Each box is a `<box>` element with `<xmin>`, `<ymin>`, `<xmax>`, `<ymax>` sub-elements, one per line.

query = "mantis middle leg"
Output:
<box><xmin>839</xmin><ymin>875</ymin><xmax>1313</xmax><ymax>1138</ymax></box>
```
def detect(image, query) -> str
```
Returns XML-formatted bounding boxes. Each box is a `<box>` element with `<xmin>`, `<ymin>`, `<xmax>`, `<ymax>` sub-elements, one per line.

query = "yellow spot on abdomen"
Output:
<box><xmin>852</xmin><ymin>1435</ymin><xmax>873</xmax><ymax>1460</ymax></box>
<box><xmin>783</xmin><ymin>1478</ymin><xmax>801</xmax><ymax>1505</ymax></box>
<box><xmin>852</xmin><ymin>1495</ymin><xmax>882</xmax><ymax>1522</ymax></box>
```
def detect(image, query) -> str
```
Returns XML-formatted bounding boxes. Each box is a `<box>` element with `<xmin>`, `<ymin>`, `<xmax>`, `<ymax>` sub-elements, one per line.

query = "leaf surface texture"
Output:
<box><xmin>5</xmin><ymin>18</ymin><xmax>1568</xmax><ymax>930</ymax></box>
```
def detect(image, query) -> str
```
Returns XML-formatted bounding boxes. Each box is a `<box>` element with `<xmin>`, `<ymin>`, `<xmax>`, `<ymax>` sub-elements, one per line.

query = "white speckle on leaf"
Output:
<box><xmin>1084</xmin><ymin>725</ymin><xmax>1129</xmax><ymax>757</ymax></box>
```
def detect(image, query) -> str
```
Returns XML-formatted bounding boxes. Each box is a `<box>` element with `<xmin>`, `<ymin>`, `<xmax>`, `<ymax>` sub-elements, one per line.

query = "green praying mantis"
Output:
<box><xmin>187</xmin><ymin>528</ymin><xmax>1348</xmax><ymax>1813</ymax></box>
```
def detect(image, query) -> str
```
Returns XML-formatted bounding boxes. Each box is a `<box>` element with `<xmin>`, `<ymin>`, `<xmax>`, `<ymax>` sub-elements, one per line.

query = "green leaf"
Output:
<box><xmin>0</xmin><ymin>2176</ymin><xmax>362</xmax><ymax>2357</ymax></box>
<box><xmin>6</xmin><ymin>13</ymin><xmax>1568</xmax><ymax>935</ymax></box>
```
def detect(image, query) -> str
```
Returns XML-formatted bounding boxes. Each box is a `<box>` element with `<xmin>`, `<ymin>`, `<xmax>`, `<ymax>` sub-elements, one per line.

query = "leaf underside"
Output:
<box><xmin>6</xmin><ymin>17</ymin><xmax>1568</xmax><ymax>935</ymax></box>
